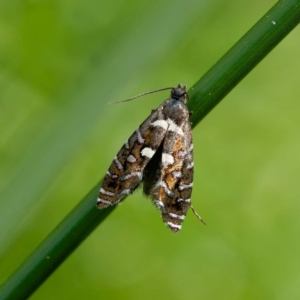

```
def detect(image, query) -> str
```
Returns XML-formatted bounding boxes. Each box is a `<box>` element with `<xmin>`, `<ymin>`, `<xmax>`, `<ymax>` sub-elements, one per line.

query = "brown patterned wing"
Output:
<box><xmin>97</xmin><ymin>105</ymin><xmax>169</xmax><ymax>208</ymax></box>
<box><xmin>148</xmin><ymin>100</ymin><xmax>193</xmax><ymax>233</ymax></box>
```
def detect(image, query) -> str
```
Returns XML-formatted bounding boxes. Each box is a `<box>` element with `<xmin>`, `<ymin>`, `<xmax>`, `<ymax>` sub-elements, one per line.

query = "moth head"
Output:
<box><xmin>171</xmin><ymin>83</ymin><xmax>188</xmax><ymax>103</ymax></box>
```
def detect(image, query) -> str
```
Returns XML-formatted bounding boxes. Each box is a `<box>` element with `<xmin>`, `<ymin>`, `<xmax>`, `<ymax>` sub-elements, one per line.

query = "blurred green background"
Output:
<box><xmin>1</xmin><ymin>0</ymin><xmax>300</xmax><ymax>299</ymax></box>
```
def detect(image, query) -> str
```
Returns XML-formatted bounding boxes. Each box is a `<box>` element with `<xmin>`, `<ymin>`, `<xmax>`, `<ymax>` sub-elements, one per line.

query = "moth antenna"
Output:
<box><xmin>108</xmin><ymin>87</ymin><xmax>174</xmax><ymax>105</ymax></box>
<box><xmin>191</xmin><ymin>204</ymin><xmax>206</xmax><ymax>225</ymax></box>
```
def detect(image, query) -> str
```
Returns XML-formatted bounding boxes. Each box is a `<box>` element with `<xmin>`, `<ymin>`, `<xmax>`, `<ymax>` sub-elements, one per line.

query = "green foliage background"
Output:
<box><xmin>1</xmin><ymin>0</ymin><xmax>300</xmax><ymax>299</ymax></box>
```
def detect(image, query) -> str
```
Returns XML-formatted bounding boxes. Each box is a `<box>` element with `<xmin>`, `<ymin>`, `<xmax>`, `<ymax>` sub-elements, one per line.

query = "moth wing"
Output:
<box><xmin>97</xmin><ymin>106</ymin><xmax>169</xmax><ymax>208</ymax></box>
<box><xmin>150</xmin><ymin>115</ymin><xmax>193</xmax><ymax>233</ymax></box>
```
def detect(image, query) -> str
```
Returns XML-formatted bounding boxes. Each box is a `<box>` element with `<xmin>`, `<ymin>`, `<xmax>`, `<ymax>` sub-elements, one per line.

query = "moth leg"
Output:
<box><xmin>190</xmin><ymin>204</ymin><xmax>206</xmax><ymax>225</ymax></box>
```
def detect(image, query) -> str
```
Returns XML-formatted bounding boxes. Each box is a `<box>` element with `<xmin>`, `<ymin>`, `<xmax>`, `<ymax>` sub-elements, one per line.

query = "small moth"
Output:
<box><xmin>97</xmin><ymin>83</ymin><xmax>205</xmax><ymax>233</ymax></box>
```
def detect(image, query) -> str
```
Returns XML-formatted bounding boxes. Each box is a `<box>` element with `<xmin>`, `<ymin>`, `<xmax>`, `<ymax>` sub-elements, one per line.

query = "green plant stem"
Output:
<box><xmin>188</xmin><ymin>0</ymin><xmax>300</xmax><ymax>124</ymax></box>
<box><xmin>1</xmin><ymin>1</ymin><xmax>300</xmax><ymax>299</ymax></box>
<box><xmin>1</xmin><ymin>184</ymin><xmax>115</xmax><ymax>300</ymax></box>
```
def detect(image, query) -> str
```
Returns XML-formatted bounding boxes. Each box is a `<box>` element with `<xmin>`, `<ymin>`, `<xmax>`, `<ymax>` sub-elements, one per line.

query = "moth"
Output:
<box><xmin>97</xmin><ymin>83</ymin><xmax>205</xmax><ymax>233</ymax></box>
